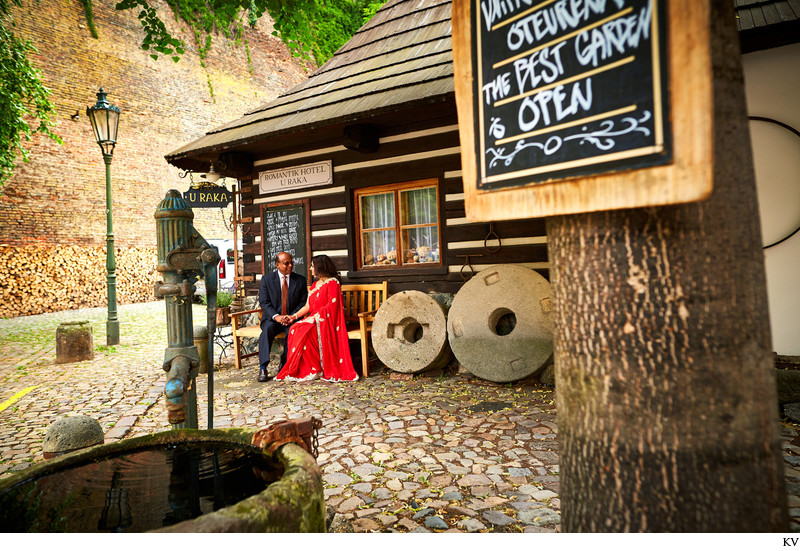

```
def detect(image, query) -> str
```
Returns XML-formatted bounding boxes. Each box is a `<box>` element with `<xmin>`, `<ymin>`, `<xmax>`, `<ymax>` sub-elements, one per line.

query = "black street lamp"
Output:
<box><xmin>87</xmin><ymin>88</ymin><xmax>121</xmax><ymax>345</ymax></box>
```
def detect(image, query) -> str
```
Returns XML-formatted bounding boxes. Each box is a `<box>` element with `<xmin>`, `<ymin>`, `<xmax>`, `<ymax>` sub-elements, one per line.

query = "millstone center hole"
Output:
<box><xmin>489</xmin><ymin>308</ymin><xmax>516</xmax><ymax>336</ymax></box>
<box><xmin>403</xmin><ymin>321</ymin><xmax>424</xmax><ymax>343</ymax></box>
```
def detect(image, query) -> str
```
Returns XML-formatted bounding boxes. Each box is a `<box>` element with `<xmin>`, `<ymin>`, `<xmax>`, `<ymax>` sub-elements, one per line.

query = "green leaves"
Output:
<box><xmin>79</xmin><ymin>0</ymin><xmax>99</xmax><ymax>38</ymax></box>
<box><xmin>116</xmin><ymin>0</ymin><xmax>386</xmax><ymax>66</ymax></box>
<box><xmin>116</xmin><ymin>0</ymin><xmax>186</xmax><ymax>60</ymax></box>
<box><xmin>0</xmin><ymin>4</ymin><xmax>61</xmax><ymax>189</ymax></box>
<box><xmin>361</xmin><ymin>1</ymin><xmax>385</xmax><ymax>22</ymax></box>
<box><xmin>0</xmin><ymin>0</ymin><xmax>391</xmax><ymax>189</ymax></box>
<box><xmin>308</xmin><ymin>1</ymin><xmax>362</xmax><ymax>66</ymax></box>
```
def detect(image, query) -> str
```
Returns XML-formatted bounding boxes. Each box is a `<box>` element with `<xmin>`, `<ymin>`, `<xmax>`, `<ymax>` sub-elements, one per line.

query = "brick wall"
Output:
<box><xmin>0</xmin><ymin>0</ymin><xmax>307</xmax><ymax>315</ymax></box>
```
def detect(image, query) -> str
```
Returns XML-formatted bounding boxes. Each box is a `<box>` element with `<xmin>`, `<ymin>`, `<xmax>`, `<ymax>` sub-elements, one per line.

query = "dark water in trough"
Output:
<box><xmin>0</xmin><ymin>443</ymin><xmax>279</xmax><ymax>532</ymax></box>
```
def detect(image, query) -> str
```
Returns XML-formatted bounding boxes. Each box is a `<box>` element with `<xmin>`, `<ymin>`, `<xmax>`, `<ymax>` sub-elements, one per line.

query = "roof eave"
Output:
<box><xmin>164</xmin><ymin>91</ymin><xmax>456</xmax><ymax>171</ymax></box>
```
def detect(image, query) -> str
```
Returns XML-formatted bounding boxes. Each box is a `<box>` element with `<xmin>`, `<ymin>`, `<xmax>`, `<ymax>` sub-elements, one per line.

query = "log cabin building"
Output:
<box><xmin>164</xmin><ymin>0</ymin><xmax>548</xmax><ymax>298</ymax></box>
<box><xmin>164</xmin><ymin>0</ymin><xmax>800</xmax><ymax>361</ymax></box>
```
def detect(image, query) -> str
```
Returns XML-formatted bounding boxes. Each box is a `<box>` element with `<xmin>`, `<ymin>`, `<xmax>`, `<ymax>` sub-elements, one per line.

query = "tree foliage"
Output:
<box><xmin>0</xmin><ymin>0</ymin><xmax>387</xmax><ymax>190</ymax></box>
<box><xmin>361</xmin><ymin>0</ymin><xmax>386</xmax><ymax>22</ymax></box>
<box><xmin>115</xmin><ymin>0</ymin><xmax>387</xmax><ymax>66</ymax></box>
<box><xmin>309</xmin><ymin>1</ymin><xmax>367</xmax><ymax>66</ymax></box>
<box><xmin>112</xmin><ymin>0</ymin><xmax>386</xmax><ymax>96</ymax></box>
<box><xmin>307</xmin><ymin>1</ymin><xmax>389</xmax><ymax>65</ymax></box>
<box><xmin>0</xmin><ymin>0</ymin><xmax>61</xmax><ymax>190</ymax></box>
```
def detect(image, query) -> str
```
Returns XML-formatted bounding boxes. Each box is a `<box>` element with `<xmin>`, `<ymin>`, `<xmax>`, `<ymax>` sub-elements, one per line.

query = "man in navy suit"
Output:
<box><xmin>257</xmin><ymin>251</ymin><xmax>308</xmax><ymax>381</ymax></box>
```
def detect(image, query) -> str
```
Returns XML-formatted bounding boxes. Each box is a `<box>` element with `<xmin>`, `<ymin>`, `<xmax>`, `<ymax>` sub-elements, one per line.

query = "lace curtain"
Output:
<box><xmin>359</xmin><ymin>186</ymin><xmax>440</xmax><ymax>267</ymax></box>
<box><xmin>360</xmin><ymin>192</ymin><xmax>396</xmax><ymax>265</ymax></box>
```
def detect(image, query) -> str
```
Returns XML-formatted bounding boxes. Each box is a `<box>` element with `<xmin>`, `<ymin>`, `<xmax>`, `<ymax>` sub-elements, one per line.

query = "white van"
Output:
<box><xmin>194</xmin><ymin>239</ymin><xmax>242</xmax><ymax>299</ymax></box>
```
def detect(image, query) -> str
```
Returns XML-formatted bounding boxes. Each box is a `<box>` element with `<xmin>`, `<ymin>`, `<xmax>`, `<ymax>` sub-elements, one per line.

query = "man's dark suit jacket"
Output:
<box><xmin>259</xmin><ymin>270</ymin><xmax>308</xmax><ymax>322</ymax></box>
<box><xmin>257</xmin><ymin>270</ymin><xmax>308</xmax><ymax>370</ymax></box>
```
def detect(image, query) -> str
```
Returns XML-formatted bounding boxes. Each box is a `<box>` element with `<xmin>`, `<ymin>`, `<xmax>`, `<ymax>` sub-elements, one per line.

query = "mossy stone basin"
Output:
<box><xmin>0</xmin><ymin>428</ymin><xmax>325</xmax><ymax>532</ymax></box>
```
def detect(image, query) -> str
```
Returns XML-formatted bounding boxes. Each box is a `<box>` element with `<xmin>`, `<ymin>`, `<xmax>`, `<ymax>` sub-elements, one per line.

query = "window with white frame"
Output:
<box><xmin>355</xmin><ymin>179</ymin><xmax>441</xmax><ymax>269</ymax></box>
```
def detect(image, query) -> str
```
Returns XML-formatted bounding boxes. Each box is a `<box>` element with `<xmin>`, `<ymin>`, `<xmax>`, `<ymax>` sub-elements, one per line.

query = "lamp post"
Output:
<box><xmin>87</xmin><ymin>88</ymin><xmax>121</xmax><ymax>346</ymax></box>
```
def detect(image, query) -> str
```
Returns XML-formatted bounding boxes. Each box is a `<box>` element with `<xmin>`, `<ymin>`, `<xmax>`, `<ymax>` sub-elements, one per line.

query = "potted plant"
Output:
<box><xmin>203</xmin><ymin>290</ymin><xmax>234</xmax><ymax>326</ymax></box>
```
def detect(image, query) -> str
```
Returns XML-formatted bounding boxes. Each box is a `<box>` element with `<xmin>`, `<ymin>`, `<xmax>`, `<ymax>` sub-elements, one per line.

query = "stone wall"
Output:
<box><xmin>0</xmin><ymin>0</ymin><xmax>307</xmax><ymax>316</ymax></box>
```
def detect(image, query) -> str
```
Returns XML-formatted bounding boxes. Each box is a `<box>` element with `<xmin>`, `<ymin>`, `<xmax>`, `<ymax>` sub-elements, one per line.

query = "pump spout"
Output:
<box><xmin>164</xmin><ymin>355</ymin><xmax>196</xmax><ymax>425</ymax></box>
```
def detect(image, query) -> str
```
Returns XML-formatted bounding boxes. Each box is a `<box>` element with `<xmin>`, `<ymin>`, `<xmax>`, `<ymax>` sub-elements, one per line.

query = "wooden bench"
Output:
<box><xmin>230</xmin><ymin>281</ymin><xmax>388</xmax><ymax>377</ymax></box>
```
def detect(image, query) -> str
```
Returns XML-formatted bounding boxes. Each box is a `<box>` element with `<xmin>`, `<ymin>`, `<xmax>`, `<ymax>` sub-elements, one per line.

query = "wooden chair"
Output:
<box><xmin>230</xmin><ymin>281</ymin><xmax>388</xmax><ymax>377</ymax></box>
<box><xmin>229</xmin><ymin>308</ymin><xmax>274</xmax><ymax>371</ymax></box>
<box><xmin>341</xmin><ymin>281</ymin><xmax>388</xmax><ymax>378</ymax></box>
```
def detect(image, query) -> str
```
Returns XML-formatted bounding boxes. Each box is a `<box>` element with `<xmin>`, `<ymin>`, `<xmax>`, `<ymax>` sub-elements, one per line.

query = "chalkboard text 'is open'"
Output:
<box><xmin>472</xmin><ymin>0</ymin><xmax>672</xmax><ymax>190</ymax></box>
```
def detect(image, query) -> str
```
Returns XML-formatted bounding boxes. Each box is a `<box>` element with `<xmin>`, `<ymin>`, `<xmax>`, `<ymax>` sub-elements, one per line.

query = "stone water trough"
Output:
<box><xmin>0</xmin><ymin>427</ymin><xmax>325</xmax><ymax>532</ymax></box>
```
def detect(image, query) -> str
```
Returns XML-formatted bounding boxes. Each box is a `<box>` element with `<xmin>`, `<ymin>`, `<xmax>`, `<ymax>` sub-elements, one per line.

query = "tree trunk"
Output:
<box><xmin>547</xmin><ymin>0</ymin><xmax>788</xmax><ymax>532</ymax></box>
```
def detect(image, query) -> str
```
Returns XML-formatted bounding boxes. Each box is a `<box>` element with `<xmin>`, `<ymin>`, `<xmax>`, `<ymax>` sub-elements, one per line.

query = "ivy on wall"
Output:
<box><xmin>111</xmin><ymin>0</ymin><xmax>387</xmax><ymax>97</ymax></box>
<box><xmin>114</xmin><ymin>0</ymin><xmax>387</xmax><ymax>66</ymax></box>
<box><xmin>101</xmin><ymin>0</ymin><xmax>387</xmax><ymax>96</ymax></box>
<box><xmin>0</xmin><ymin>0</ymin><xmax>387</xmax><ymax>190</ymax></box>
<box><xmin>0</xmin><ymin>0</ymin><xmax>62</xmax><ymax>190</ymax></box>
<box><xmin>78</xmin><ymin>0</ymin><xmax>98</xmax><ymax>39</ymax></box>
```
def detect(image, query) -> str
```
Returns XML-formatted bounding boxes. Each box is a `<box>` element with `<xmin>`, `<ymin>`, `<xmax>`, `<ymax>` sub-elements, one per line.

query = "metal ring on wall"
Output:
<box><xmin>483</xmin><ymin>222</ymin><xmax>501</xmax><ymax>253</ymax></box>
<box><xmin>749</xmin><ymin>116</ymin><xmax>800</xmax><ymax>249</ymax></box>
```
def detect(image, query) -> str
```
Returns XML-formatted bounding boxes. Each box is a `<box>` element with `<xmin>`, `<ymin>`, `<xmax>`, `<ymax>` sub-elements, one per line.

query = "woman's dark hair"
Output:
<box><xmin>311</xmin><ymin>254</ymin><xmax>340</xmax><ymax>283</ymax></box>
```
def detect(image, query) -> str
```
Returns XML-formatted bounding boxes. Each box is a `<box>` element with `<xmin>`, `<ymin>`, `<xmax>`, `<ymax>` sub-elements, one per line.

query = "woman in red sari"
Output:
<box><xmin>275</xmin><ymin>255</ymin><xmax>358</xmax><ymax>382</ymax></box>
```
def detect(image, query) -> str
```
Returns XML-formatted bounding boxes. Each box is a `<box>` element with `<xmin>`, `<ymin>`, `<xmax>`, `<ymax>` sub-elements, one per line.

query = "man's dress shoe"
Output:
<box><xmin>258</xmin><ymin>368</ymin><xmax>271</xmax><ymax>382</ymax></box>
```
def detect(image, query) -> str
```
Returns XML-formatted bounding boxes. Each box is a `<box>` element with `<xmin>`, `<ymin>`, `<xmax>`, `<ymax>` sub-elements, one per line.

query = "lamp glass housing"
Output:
<box><xmin>87</xmin><ymin>88</ymin><xmax>120</xmax><ymax>156</ymax></box>
<box><xmin>203</xmin><ymin>163</ymin><xmax>221</xmax><ymax>183</ymax></box>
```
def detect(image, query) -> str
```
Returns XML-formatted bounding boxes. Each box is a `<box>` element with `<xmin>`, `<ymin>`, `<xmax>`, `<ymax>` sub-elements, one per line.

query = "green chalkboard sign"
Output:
<box><xmin>453</xmin><ymin>0</ymin><xmax>713</xmax><ymax>220</ymax></box>
<box><xmin>261</xmin><ymin>200</ymin><xmax>310</xmax><ymax>279</ymax></box>
<box><xmin>471</xmin><ymin>0</ymin><xmax>671</xmax><ymax>190</ymax></box>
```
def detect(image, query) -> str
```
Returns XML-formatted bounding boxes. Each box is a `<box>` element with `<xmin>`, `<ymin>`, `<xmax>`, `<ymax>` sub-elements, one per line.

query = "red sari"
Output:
<box><xmin>275</xmin><ymin>278</ymin><xmax>358</xmax><ymax>382</ymax></box>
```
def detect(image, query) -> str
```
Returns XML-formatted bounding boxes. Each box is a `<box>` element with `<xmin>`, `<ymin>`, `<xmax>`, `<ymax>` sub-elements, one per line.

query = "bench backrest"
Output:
<box><xmin>341</xmin><ymin>281</ymin><xmax>388</xmax><ymax>324</ymax></box>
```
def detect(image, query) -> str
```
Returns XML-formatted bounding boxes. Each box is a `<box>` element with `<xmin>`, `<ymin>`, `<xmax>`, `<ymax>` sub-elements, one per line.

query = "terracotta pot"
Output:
<box><xmin>216</xmin><ymin>306</ymin><xmax>230</xmax><ymax>326</ymax></box>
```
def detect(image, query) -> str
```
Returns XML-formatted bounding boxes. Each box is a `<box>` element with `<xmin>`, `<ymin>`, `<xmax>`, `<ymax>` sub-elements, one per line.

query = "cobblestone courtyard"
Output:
<box><xmin>1</xmin><ymin>301</ymin><xmax>798</xmax><ymax>532</ymax></box>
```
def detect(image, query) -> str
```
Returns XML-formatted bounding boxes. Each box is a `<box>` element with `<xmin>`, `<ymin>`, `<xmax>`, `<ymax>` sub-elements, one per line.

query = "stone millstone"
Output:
<box><xmin>371</xmin><ymin>290</ymin><xmax>452</xmax><ymax>373</ymax></box>
<box><xmin>42</xmin><ymin>416</ymin><xmax>104</xmax><ymax>457</ymax></box>
<box><xmin>56</xmin><ymin>320</ymin><xmax>93</xmax><ymax>364</ymax></box>
<box><xmin>447</xmin><ymin>265</ymin><xmax>554</xmax><ymax>383</ymax></box>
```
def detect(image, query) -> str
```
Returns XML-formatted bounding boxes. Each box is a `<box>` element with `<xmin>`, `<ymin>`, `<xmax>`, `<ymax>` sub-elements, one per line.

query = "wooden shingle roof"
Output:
<box><xmin>735</xmin><ymin>0</ymin><xmax>800</xmax><ymax>29</ymax></box>
<box><xmin>166</xmin><ymin>0</ymin><xmax>798</xmax><ymax>171</ymax></box>
<box><xmin>735</xmin><ymin>0</ymin><xmax>800</xmax><ymax>52</ymax></box>
<box><xmin>166</xmin><ymin>0</ymin><xmax>454</xmax><ymax>169</ymax></box>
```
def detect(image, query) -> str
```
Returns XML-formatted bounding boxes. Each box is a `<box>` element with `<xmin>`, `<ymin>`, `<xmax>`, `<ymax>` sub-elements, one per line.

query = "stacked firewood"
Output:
<box><xmin>0</xmin><ymin>245</ymin><xmax>158</xmax><ymax>318</ymax></box>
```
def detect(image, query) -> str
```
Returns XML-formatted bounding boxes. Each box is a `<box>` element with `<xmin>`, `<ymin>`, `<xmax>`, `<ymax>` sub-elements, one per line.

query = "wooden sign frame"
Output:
<box><xmin>452</xmin><ymin>0</ymin><xmax>713</xmax><ymax>220</ymax></box>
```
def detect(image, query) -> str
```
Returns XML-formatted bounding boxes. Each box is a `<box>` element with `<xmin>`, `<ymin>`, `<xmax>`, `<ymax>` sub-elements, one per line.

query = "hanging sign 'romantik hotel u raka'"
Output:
<box><xmin>452</xmin><ymin>0</ymin><xmax>714</xmax><ymax>220</ymax></box>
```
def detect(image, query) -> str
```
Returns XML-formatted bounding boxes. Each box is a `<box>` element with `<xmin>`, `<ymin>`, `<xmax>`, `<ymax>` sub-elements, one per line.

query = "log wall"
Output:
<box><xmin>239</xmin><ymin>108</ymin><xmax>550</xmax><ymax>297</ymax></box>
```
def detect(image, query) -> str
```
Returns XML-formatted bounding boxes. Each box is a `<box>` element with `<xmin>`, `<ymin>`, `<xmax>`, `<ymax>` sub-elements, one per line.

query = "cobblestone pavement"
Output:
<box><xmin>1</xmin><ymin>302</ymin><xmax>799</xmax><ymax>532</ymax></box>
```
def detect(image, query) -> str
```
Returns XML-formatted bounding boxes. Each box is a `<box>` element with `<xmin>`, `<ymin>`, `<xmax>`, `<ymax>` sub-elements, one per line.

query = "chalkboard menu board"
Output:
<box><xmin>471</xmin><ymin>0</ymin><xmax>671</xmax><ymax>190</ymax></box>
<box><xmin>261</xmin><ymin>201</ymin><xmax>310</xmax><ymax>279</ymax></box>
